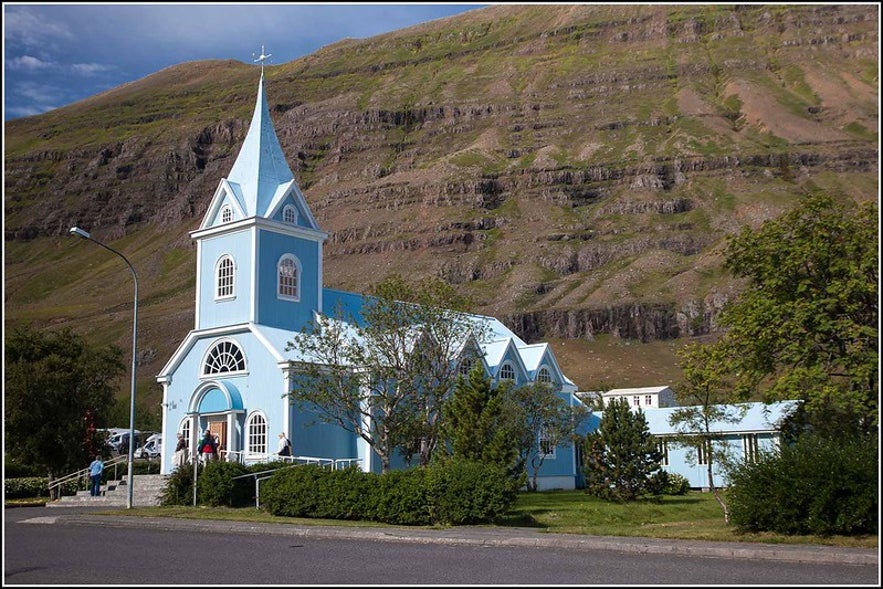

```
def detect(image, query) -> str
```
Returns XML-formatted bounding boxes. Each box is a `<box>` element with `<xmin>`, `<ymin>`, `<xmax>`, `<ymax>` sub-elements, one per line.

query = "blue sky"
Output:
<box><xmin>3</xmin><ymin>3</ymin><xmax>486</xmax><ymax>121</ymax></box>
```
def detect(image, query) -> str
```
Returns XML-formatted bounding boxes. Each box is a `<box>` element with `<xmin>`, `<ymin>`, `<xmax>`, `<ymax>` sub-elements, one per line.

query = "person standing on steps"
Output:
<box><xmin>89</xmin><ymin>455</ymin><xmax>104</xmax><ymax>497</ymax></box>
<box><xmin>198</xmin><ymin>429</ymin><xmax>217</xmax><ymax>464</ymax></box>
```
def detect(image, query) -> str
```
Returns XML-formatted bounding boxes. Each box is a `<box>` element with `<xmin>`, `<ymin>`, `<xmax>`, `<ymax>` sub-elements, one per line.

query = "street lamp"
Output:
<box><xmin>69</xmin><ymin>226</ymin><xmax>138</xmax><ymax>509</ymax></box>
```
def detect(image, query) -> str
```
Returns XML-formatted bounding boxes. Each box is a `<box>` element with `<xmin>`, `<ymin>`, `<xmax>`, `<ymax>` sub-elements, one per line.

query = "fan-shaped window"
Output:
<box><xmin>283</xmin><ymin>204</ymin><xmax>298</xmax><ymax>225</ymax></box>
<box><xmin>499</xmin><ymin>362</ymin><xmax>515</xmax><ymax>381</ymax></box>
<box><xmin>537</xmin><ymin>366</ymin><xmax>552</xmax><ymax>383</ymax></box>
<box><xmin>203</xmin><ymin>339</ymin><xmax>246</xmax><ymax>375</ymax></box>
<box><xmin>278</xmin><ymin>254</ymin><xmax>301</xmax><ymax>300</ymax></box>
<box><xmin>216</xmin><ymin>255</ymin><xmax>235</xmax><ymax>299</ymax></box>
<box><xmin>246</xmin><ymin>412</ymin><xmax>268</xmax><ymax>455</ymax></box>
<box><xmin>220</xmin><ymin>205</ymin><xmax>233</xmax><ymax>224</ymax></box>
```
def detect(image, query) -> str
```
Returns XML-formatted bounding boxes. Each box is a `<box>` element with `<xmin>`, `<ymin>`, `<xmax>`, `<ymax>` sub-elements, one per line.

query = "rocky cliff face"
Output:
<box><xmin>4</xmin><ymin>4</ymin><xmax>878</xmax><ymax>391</ymax></box>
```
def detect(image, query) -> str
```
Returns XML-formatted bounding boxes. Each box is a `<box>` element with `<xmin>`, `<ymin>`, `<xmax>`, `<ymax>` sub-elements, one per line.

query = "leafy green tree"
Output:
<box><xmin>583</xmin><ymin>397</ymin><xmax>663</xmax><ymax>501</ymax></box>
<box><xmin>5</xmin><ymin>326</ymin><xmax>124</xmax><ymax>479</ymax></box>
<box><xmin>508</xmin><ymin>382</ymin><xmax>588</xmax><ymax>492</ymax></box>
<box><xmin>669</xmin><ymin>342</ymin><xmax>748</xmax><ymax>523</ymax></box>
<box><xmin>437</xmin><ymin>364</ymin><xmax>523</xmax><ymax>480</ymax></box>
<box><xmin>718</xmin><ymin>194</ymin><xmax>877</xmax><ymax>436</ymax></box>
<box><xmin>286</xmin><ymin>275</ymin><xmax>488</xmax><ymax>473</ymax></box>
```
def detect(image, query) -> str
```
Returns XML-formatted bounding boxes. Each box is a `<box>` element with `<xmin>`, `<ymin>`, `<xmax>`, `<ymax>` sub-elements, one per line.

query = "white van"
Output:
<box><xmin>136</xmin><ymin>434</ymin><xmax>162</xmax><ymax>459</ymax></box>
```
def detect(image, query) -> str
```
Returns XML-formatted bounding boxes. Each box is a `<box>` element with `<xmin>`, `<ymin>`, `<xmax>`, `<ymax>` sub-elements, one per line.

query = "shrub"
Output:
<box><xmin>426</xmin><ymin>460</ymin><xmax>518</xmax><ymax>525</ymax></box>
<box><xmin>728</xmin><ymin>434</ymin><xmax>878</xmax><ymax>536</ymax></box>
<box><xmin>370</xmin><ymin>468</ymin><xmax>431</xmax><ymax>525</ymax></box>
<box><xmin>261</xmin><ymin>464</ymin><xmax>327</xmax><ymax>517</ymax></box>
<box><xmin>5</xmin><ymin>477</ymin><xmax>51</xmax><ymax>499</ymax></box>
<box><xmin>160</xmin><ymin>464</ymin><xmax>194</xmax><ymax>506</ymax></box>
<box><xmin>197</xmin><ymin>461</ymin><xmax>252</xmax><ymax>507</ymax></box>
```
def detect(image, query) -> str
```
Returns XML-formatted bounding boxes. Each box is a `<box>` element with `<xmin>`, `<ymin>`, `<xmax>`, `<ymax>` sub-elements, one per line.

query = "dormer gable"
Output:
<box><xmin>199</xmin><ymin>179</ymin><xmax>249</xmax><ymax>230</ymax></box>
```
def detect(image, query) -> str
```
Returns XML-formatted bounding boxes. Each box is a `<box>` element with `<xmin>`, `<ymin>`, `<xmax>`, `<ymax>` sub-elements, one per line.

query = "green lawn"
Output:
<box><xmin>18</xmin><ymin>490</ymin><xmax>876</xmax><ymax>549</ymax></box>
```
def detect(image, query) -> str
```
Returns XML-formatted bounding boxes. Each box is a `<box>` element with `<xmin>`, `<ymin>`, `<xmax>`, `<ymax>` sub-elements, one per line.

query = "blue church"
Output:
<box><xmin>156</xmin><ymin>67</ymin><xmax>588</xmax><ymax>490</ymax></box>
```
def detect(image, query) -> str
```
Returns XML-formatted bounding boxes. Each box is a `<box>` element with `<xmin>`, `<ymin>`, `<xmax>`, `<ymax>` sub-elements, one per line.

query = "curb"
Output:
<box><xmin>33</xmin><ymin>513</ymin><xmax>879</xmax><ymax>566</ymax></box>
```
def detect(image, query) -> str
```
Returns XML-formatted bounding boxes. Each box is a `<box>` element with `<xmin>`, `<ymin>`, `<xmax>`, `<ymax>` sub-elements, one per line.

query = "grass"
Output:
<box><xmin>15</xmin><ymin>489</ymin><xmax>876</xmax><ymax>550</ymax></box>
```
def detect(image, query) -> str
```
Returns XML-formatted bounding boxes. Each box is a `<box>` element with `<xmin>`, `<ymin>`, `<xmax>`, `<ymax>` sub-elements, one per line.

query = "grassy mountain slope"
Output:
<box><xmin>4</xmin><ymin>5</ymin><xmax>878</xmax><ymax>421</ymax></box>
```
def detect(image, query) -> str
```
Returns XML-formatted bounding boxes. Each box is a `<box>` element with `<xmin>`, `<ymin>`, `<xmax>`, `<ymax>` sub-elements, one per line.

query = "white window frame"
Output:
<box><xmin>539</xmin><ymin>428</ymin><xmax>556</xmax><ymax>458</ymax></box>
<box><xmin>282</xmin><ymin>204</ymin><xmax>298</xmax><ymax>225</ymax></box>
<box><xmin>742</xmin><ymin>433</ymin><xmax>759</xmax><ymax>463</ymax></box>
<box><xmin>246</xmin><ymin>411</ymin><xmax>269</xmax><ymax>456</ymax></box>
<box><xmin>657</xmin><ymin>438</ymin><xmax>669</xmax><ymax>466</ymax></box>
<box><xmin>499</xmin><ymin>362</ymin><xmax>515</xmax><ymax>381</ymax></box>
<box><xmin>277</xmin><ymin>254</ymin><xmax>301</xmax><ymax>301</ymax></box>
<box><xmin>537</xmin><ymin>366</ymin><xmax>552</xmax><ymax>383</ymax></box>
<box><xmin>202</xmin><ymin>338</ymin><xmax>247</xmax><ymax>377</ymax></box>
<box><xmin>220</xmin><ymin>205</ymin><xmax>233</xmax><ymax>224</ymax></box>
<box><xmin>216</xmin><ymin>255</ymin><xmax>235</xmax><ymax>300</ymax></box>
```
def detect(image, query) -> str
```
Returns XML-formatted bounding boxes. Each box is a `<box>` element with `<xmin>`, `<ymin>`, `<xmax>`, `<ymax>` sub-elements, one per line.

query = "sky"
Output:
<box><xmin>3</xmin><ymin>2</ymin><xmax>487</xmax><ymax>121</ymax></box>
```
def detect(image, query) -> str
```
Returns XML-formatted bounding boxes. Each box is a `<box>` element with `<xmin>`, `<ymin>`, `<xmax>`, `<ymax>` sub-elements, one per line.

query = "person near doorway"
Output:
<box><xmin>89</xmin><ymin>455</ymin><xmax>104</xmax><ymax>496</ymax></box>
<box><xmin>173</xmin><ymin>433</ymin><xmax>188</xmax><ymax>468</ymax></box>
<box><xmin>198</xmin><ymin>429</ymin><xmax>217</xmax><ymax>463</ymax></box>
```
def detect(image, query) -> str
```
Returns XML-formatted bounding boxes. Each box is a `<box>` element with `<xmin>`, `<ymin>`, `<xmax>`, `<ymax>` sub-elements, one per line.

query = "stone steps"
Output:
<box><xmin>47</xmin><ymin>474</ymin><xmax>168</xmax><ymax>508</ymax></box>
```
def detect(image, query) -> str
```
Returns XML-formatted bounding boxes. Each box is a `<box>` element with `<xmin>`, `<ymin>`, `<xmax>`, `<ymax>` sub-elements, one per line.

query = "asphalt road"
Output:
<box><xmin>4</xmin><ymin>506</ymin><xmax>879</xmax><ymax>585</ymax></box>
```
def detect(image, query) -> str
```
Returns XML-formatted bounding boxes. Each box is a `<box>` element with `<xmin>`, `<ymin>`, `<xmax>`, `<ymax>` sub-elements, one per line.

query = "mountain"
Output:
<box><xmin>4</xmin><ymin>4</ymin><xmax>878</xmax><ymax>414</ymax></box>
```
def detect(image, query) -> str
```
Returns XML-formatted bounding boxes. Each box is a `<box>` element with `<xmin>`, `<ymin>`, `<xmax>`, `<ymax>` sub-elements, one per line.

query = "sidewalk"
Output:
<box><xmin>30</xmin><ymin>510</ymin><xmax>879</xmax><ymax>567</ymax></box>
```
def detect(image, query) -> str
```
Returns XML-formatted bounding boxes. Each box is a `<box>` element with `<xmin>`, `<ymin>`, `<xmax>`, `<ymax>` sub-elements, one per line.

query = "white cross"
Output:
<box><xmin>253</xmin><ymin>45</ymin><xmax>272</xmax><ymax>74</ymax></box>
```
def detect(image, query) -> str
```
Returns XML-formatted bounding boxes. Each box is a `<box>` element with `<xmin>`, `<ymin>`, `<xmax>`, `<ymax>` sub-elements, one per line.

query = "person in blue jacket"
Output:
<box><xmin>89</xmin><ymin>455</ymin><xmax>104</xmax><ymax>497</ymax></box>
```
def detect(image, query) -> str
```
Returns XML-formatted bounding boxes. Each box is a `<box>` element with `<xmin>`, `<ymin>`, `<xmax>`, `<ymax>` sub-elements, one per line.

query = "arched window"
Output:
<box><xmin>203</xmin><ymin>339</ymin><xmax>246</xmax><ymax>376</ymax></box>
<box><xmin>277</xmin><ymin>254</ymin><xmax>301</xmax><ymax>300</ymax></box>
<box><xmin>179</xmin><ymin>417</ymin><xmax>192</xmax><ymax>450</ymax></box>
<box><xmin>499</xmin><ymin>362</ymin><xmax>515</xmax><ymax>381</ymax></box>
<box><xmin>220</xmin><ymin>205</ymin><xmax>233</xmax><ymax>224</ymax></box>
<box><xmin>283</xmin><ymin>204</ymin><xmax>298</xmax><ymax>225</ymax></box>
<box><xmin>246</xmin><ymin>412</ymin><xmax>268</xmax><ymax>455</ymax></box>
<box><xmin>216</xmin><ymin>255</ymin><xmax>235</xmax><ymax>299</ymax></box>
<box><xmin>537</xmin><ymin>366</ymin><xmax>552</xmax><ymax>383</ymax></box>
<box><xmin>459</xmin><ymin>357</ymin><xmax>473</xmax><ymax>377</ymax></box>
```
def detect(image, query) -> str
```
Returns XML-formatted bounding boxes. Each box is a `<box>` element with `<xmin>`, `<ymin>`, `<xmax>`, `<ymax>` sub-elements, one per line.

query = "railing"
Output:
<box><xmin>219</xmin><ymin>450</ymin><xmax>361</xmax><ymax>471</ymax></box>
<box><xmin>47</xmin><ymin>454</ymin><xmax>129</xmax><ymax>499</ymax></box>
<box><xmin>225</xmin><ymin>454</ymin><xmax>364</xmax><ymax>510</ymax></box>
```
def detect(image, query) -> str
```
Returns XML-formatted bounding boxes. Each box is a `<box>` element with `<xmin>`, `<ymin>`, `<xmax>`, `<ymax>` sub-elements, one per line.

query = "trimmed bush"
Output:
<box><xmin>728</xmin><ymin>434</ymin><xmax>878</xmax><ymax>536</ymax></box>
<box><xmin>261</xmin><ymin>461</ymin><xmax>518</xmax><ymax>526</ymax></box>
<box><xmin>197</xmin><ymin>461</ymin><xmax>252</xmax><ymax>507</ymax></box>
<box><xmin>426</xmin><ymin>460</ymin><xmax>517</xmax><ymax>525</ymax></box>
<box><xmin>371</xmin><ymin>468</ymin><xmax>431</xmax><ymax>525</ymax></box>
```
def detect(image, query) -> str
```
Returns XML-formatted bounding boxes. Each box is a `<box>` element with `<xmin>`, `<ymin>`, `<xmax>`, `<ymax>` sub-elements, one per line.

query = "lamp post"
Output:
<box><xmin>70</xmin><ymin>227</ymin><xmax>138</xmax><ymax>509</ymax></box>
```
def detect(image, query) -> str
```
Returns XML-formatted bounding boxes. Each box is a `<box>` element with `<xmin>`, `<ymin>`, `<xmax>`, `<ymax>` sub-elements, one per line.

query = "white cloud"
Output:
<box><xmin>7</xmin><ymin>55</ymin><xmax>54</xmax><ymax>70</ymax></box>
<box><xmin>4</xmin><ymin>7</ymin><xmax>77</xmax><ymax>48</ymax></box>
<box><xmin>71</xmin><ymin>63</ymin><xmax>115</xmax><ymax>76</ymax></box>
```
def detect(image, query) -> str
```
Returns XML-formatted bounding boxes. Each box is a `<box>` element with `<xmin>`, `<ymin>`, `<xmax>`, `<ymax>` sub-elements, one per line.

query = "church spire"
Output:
<box><xmin>225</xmin><ymin>56</ymin><xmax>294</xmax><ymax>219</ymax></box>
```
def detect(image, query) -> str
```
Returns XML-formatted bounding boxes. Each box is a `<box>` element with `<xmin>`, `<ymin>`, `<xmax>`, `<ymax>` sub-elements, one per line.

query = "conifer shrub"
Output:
<box><xmin>160</xmin><ymin>464</ymin><xmax>193</xmax><ymax>506</ymax></box>
<box><xmin>728</xmin><ymin>434</ymin><xmax>877</xmax><ymax>536</ymax></box>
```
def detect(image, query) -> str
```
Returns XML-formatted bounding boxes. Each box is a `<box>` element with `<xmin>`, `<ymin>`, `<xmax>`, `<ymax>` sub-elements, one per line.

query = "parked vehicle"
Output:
<box><xmin>107</xmin><ymin>430</ymin><xmax>141</xmax><ymax>455</ymax></box>
<box><xmin>136</xmin><ymin>434</ymin><xmax>162</xmax><ymax>459</ymax></box>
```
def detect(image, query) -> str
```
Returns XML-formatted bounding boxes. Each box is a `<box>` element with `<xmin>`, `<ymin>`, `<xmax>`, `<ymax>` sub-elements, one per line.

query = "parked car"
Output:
<box><xmin>136</xmin><ymin>434</ymin><xmax>162</xmax><ymax>459</ymax></box>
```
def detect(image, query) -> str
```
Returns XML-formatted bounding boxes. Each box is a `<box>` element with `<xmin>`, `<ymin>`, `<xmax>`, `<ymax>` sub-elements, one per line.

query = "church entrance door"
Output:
<box><xmin>207</xmin><ymin>419</ymin><xmax>228</xmax><ymax>460</ymax></box>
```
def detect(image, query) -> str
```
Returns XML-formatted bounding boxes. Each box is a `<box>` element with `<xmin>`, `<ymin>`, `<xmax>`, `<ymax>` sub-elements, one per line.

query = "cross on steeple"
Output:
<box><xmin>253</xmin><ymin>45</ymin><xmax>272</xmax><ymax>74</ymax></box>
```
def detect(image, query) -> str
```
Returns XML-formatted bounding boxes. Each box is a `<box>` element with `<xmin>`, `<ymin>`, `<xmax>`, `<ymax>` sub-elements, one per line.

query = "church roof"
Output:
<box><xmin>225</xmin><ymin>71</ymin><xmax>295</xmax><ymax>218</ymax></box>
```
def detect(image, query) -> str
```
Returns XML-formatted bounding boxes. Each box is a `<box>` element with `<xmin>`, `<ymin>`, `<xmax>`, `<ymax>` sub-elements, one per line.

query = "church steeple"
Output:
<box><xmin>225</xmin><ymin>71</ymin><xmax>295</xmax><ymax>218</ymax></box>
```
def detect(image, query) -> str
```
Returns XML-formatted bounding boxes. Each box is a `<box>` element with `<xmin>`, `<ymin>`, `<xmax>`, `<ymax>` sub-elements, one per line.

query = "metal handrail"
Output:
<box><xmin>47</xmin><ymin>454</ymin><xmax>129</xmax><ymax>499</ymax></box>
<box><xmin>228</xmin><ymin>454</ymin><xmax>363</xmax><ymax>509</ymax></box>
